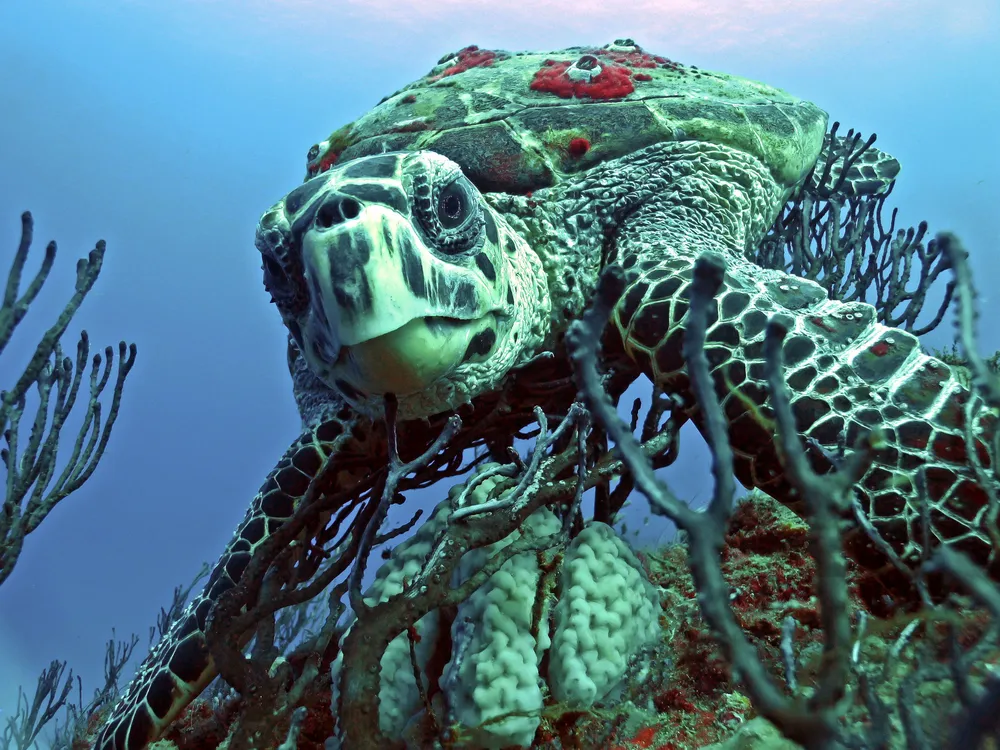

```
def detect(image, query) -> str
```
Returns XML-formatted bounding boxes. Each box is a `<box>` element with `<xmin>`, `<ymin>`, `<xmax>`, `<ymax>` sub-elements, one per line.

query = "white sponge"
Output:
<box><xmin>442</xmin><ymin>501</ymin><xmax>561</xmax><ymax>749</ymax></box>
<box><xmin>549</xmin><ymin>522</ymin><xmax>661</xmax><ymax>708</ymax></box>
<box><xmin>329</xmin><ymin>465</ymin><xmax>661</xmax><ymax>750</ymax></box>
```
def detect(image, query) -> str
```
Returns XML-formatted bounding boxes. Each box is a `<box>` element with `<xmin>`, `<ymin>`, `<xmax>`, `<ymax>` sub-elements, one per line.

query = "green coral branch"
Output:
<box><xmin>757</xmin><ymin>122</ymin><xmax>953</xmax><ymax>337</ymax></box>
<box><xmin>0</xmin><ymin>659</ymin><xmax>74</xmax><ymax>750</ymax></box>
<box><xmin>0</xmin><ymin>211</ymin><xmax>137</xmax><ymax>585</ymax></box>
<box><xmin>566</xmin><ymin>261</ymin><xmax>860</xmax><ymax>749</ymax></box>
<box><xmin>935</xmin><ymin>232</ymin><xmax>1000</xmax><ymax>409</ymax></box>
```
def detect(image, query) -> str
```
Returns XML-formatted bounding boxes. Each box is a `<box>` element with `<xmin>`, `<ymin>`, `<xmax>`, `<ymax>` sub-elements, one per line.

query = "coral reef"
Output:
<box><xmin>0</xmin><ymin>212</ymin><xmax>137</xmax><ymax>750</ymax></box>
<box><xmin>6</xmin><ymin>41</ymin><xmax>1000</xmax><ymax>750</ymax></box>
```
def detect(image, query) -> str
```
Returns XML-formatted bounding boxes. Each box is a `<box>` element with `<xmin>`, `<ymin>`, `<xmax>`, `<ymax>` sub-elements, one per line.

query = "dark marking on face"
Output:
<box><xmin>338</xmin><ymin>182</ymin><xmax>409</xmax><ymax>216</ymax></box>
<box><xmin>169</xmin><ymin>635</ymin><xmax>211</xmax><ymax>683</ymax></box>
<box><xmin>333</xmin><ymin>229</ymin><xmax>372</xmax><ymax>277</ymax></box>
<box><xmin>309</xmin><ymin>326</ymin><xmax>336</xmax><ymax>364</ymax></box>
<box><xmin>450</xmin><ymin>278</ymin><xmax>479</xmax><ymax>316</ymax></box>
<box><xmin>463</xmin><ymin>328</ymin><xmax>496</xmax><ymax>362</ymax></box>
<box><xmin>356</xmin><ymin>269</ymin><xmax>374</xmax><ymax>313</ymax></box>
<box><xmin>475</xmin><ymin>252</ymin><xmax>496</xmax><ymax>282</ymax></box>
<box><xmin>377</xmin><ymin>215</ymin><xmax>395</xmax><ymax>258</ymax></box>
<box><xmin>325</xmin><ymin>233</ymin><xmax>375</xmax><ymax>316</ymax></box>
<box><xmin>333</xmin><ymin>286</ymin><xmax>351</xmax><ymax>310</ymax></box>
<box><xmin>146</xmin><ymin>671</ymin><xmax>176</xmax><ymax>719</ymax></box>
<box><xmin>342</xmin><ymin>154</ymin><xmax>402</xmax><ymax>180</ymax></box>
<box><xmin>335</xmin><ymin>378</ymin><xmax>364</xmax><ymax>401</ymax></box>
<box><xmin>483</xmin><ymin>209</ymin><xmax>499</xmax><ymax>244</ymax></box>
<box><xmin>308</xmin><ymin>273</ymin><xmax>328</xmax><ymax>320</ymax></box>
<box><xmin>284</xmin><ymin>174</ymin><xmax>328</xmax><ymax>216</ymax></box>
<box><xmin>507</xmin><ymin>287</ymin><xmax>514</xmax><ymax>306</ymax></box>
<box><xmin>289</xmin><ymin>196</ymin><xmax>323</xmax><ymax>249</ymax></box>
<box><xmin>399</xmin><ymin>231</ymin><xmax>427</xmax><ymax>298</ymax></box>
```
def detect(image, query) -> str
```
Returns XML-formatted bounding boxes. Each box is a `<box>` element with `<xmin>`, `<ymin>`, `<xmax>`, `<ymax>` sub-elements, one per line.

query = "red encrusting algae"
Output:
<box><xmin>568</xmin><ymin>137</ymin><xmax>591</xmax><ymax>157</ymax></box>
<box><xmin>530</xmin><ymin>59</ymin><xmax>635</xmax><ymax>100</ymax></box>
<box><xmin>428</xmin><ymin>45</ymin><xmax>505</xmax><ymax>82</ymax></box>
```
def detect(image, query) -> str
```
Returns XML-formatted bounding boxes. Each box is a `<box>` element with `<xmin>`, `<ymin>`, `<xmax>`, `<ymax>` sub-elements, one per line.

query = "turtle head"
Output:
<box><xmin>255</xmin><ymin>151</ymin><xmax>551</xmax><ymax>418</ymax></box>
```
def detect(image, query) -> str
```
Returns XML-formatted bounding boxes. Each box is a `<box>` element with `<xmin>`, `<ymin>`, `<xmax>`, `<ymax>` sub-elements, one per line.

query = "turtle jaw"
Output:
<box><xmin>295</xmin><ymin>204</ymin><xmax>509</xmax><ymax>403</ymax></box>
<box><xmin>260</xmin><ymin>149</ymin><xmax>554</xmax><ymax>418</ymax></box>
<box><xmin>329</xmin><ymin>314</ymin><xmax>502</xmax><ymax>397</ymax></box>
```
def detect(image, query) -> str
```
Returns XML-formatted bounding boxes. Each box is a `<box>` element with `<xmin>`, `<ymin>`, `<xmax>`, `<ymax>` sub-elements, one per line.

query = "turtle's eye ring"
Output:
<box><xmin>412</xmin><ymin>172</ymin><xmax>484</xmax><ymax>256</ymax></box>
<box><xmin>438</xmin><ymin>182</ymin><xmax>468</xmax><ymax>229</ymax></box>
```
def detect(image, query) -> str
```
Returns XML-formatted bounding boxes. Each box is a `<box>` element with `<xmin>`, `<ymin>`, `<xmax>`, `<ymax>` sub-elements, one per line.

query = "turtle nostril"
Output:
<box><xmin>316</xmin><ymin>200</ymin><xmax>341</xmax><ymax>229</ymax></box>
<box><xmin>315</xmin><ymin>195</ymin><xmax>361</xmax><ymax>229</ymax></box>
<box><xmin>340</xmin><ymin>198</ymin><xmax>360</xmax><ymax>220</ymax></box>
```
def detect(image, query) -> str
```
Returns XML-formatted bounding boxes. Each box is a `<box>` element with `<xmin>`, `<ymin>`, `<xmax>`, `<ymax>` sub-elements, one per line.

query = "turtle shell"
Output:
<box><xmin>306</xmin><ymin>39</ymin><xmax>828</xmax><ymax>196</ymax></box>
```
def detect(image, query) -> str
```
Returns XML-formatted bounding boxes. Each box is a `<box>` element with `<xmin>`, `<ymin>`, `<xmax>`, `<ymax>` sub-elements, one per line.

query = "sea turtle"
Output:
<box><xmin>95</xmin><ymin>40</ymin><xmax>996</xmax><ymax>749</ymax></box>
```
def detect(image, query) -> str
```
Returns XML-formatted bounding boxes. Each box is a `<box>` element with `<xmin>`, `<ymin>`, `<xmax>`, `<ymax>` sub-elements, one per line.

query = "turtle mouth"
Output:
<box><xmin>333</xmin><ymin>314</ymin><xmax>499</xmax><ymax>396</ymax></box>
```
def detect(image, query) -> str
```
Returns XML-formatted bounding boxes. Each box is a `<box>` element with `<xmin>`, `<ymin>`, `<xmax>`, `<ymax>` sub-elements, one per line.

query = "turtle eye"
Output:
<box><xmin>437</xmin><ymin>180</ymin><xmax>470</xmax><ymax>229</ymax></box>
<box><xmin>441</xmin><ymin>193</ymin><xmax>462</xmax><ymax>222</ymax></box>
<box><xmin>412</xmin><ymin>171</ymin><xmax>484</xmax><ymax>256</ymax></box>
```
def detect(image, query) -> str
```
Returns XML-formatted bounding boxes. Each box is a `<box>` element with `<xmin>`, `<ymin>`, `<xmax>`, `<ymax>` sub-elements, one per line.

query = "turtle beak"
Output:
<box><xmin>297</xmin><ymin>200</ymin><xmax>498</xmax><ymax>395</ymax></box>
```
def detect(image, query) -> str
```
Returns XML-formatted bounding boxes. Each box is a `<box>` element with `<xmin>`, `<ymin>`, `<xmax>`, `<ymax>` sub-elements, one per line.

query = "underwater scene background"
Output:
<box><xmin>1</xmin><ymin>0</ymin><xmax>999</xmax><ymax>747</ymax></box>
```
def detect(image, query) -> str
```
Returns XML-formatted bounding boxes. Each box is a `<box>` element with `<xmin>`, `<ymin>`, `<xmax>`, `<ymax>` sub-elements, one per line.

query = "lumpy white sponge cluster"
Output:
<box><xmin>440</xmin><ymin>491</ymin><xmax>562</xmax><ymax>749</ymax></box>
<box><xmin>328</xmin><ymin>463</ymin><xmax>661</xmax><ymax>749</ymax></box>
<box><xmin>548</xmin><ymin>522</ymin><xmax>661</xmax><ymax>707</ymax></box>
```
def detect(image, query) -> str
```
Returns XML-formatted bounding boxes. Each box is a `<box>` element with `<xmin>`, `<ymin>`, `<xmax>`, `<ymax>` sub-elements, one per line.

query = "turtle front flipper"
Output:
<box><xmin>806</xmin><ymin>125</ymin><xmax>901</xmax><ymax>199</ymax></box>
<box><xmin>93</xmin><ymin>408</ymin><xmax>378</xmax><ymax>750</ymax></box>
<box><xmin>604</xmin><ymin>140</ymin><xmax>998</xmax><ymax>576</ymax></box>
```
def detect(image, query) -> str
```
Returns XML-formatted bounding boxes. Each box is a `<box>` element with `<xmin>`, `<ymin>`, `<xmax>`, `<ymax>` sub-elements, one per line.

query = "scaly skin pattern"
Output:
<box><xmin>94</xmin><ymin>40</ymin><xmax>998</xmax><ymax>750</ymax></box>
<box><xmin>93</xmin><ymin>407</ymin><xmax>379</xmax><ymax>750</ymax></box>
<box><xmin>572</xmin><ymin>140</ymin><xmax>997</xmax><ymax>573</ymax></box>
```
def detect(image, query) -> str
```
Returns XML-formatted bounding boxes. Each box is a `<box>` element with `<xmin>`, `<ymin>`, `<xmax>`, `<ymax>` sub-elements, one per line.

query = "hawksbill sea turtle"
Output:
<box><xmin>94</xmin><ymin>40</ymin><xmax>997</xmax><ymax>749</ymax></box>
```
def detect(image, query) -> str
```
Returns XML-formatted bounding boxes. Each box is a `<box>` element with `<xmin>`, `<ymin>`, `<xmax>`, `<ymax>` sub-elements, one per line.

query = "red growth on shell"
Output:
<box><xmin>568</xmin><ymin>137</ymin><xmax>591</xmax><ymax>157</ymax></box>
<box><xmin>306</xmin><ymin>150</ymin><xmax>340</xmax><ymax>178</ymax></box>
<box><xmin>596</xmin><ymin>49</ymin><xmax>658</xmax><ymax>68</ymax></box>
<box><xmin>586</xmin><ymin>47</ymin><xmax>686</xmax><ymax>72</ymax></box>
<box><xmin>530</xmin><ymin>59</ymin><xmax>635</xmax><ymax>99</ymax></box>
<box><xmin>870</xmin><ymin>341</ymin><xmax>891</xmax><ymax>357</ymax></box>
<box><xmin>428</xmin><ymin>45</ymin><xmax>504</xmax><ymax>82</ymax></box>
